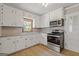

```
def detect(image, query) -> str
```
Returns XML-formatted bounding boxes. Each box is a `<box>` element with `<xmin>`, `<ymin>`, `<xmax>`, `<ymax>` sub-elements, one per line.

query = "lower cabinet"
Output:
<box><xmin>40</xmin><ymin>33</ymin><xmax>47</xmax><ymax>45</ymax></box>
<box><xmin>15</xmin><ymin>36</ymin><xmax>25</xmax><ymax>51</ymax></box>
<box><xmin>0</xmin><ymin>37</ymin><xmax>16</xmax><ymax>54</ymax></box>
<box><xmin>0</xmin><ymin>33</ymin><xmax>47</xmax><ymax>54</ymax></box>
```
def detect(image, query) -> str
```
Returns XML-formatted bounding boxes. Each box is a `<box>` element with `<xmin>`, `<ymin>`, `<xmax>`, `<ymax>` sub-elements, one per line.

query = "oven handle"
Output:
<box><xmin>47</xmin><ymin>35</ymin><xmax>61</xmax><ymax>37</ymax></box>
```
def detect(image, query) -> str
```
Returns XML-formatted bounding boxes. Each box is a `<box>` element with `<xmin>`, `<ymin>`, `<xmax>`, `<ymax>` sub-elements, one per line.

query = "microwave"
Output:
<box><xmin>50</xmin><ymin>18</ymin><xmax>64</xmax><ymax>27</ymax></box>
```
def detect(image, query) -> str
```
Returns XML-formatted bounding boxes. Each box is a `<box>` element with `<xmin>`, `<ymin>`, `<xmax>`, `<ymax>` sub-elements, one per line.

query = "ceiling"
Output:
<box><xmin>6</xmin><ymin>3</ymin><xmax>76</xmax><ymax>15</ymax></box>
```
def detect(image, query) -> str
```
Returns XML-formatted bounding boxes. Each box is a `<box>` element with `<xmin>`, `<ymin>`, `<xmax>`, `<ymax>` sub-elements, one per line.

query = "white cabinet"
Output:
<box><xmin>39</xmin><ymin>33</ymin><xmax>47</xmax><ymax>45</ymax></box>
<box><xmin>31</xmin><ymin>34</ymin><xmax>40</xmax><ymax>45</ymax></box>
<box><xmin>2</xmin><ymin>4</ymin><xmax>14</xmax><ymax>26</ymax></box>
<box><xmin>23</xmin><ymin>11</ymin><xmax>32</xmax><ymax>19</ymax></box>
<box><xmin>0</xmin><ymin>33</ymin><xmax>47</xmax><ymax>54</ymax></box>
<box><xmin>15</xmin><ymin>9</ymin><xmax>24</xmax><ymax>27</ymax></box>
<box><xmin>25</xmin><ymin>35</ymin><xmax>33</xmax><ymax>48</ymax></box>
<box><xmin>1</xmin><ymin>4</ymin><xmax>23</xmax><ymax>27</ymax></box>
<box><xmin>15</xmin><ymin>36</ymin><xmax>25</xmax><ymax>51</ymax></box>
<box><xmin>24</xmin><ymin>34</ymin><xmax>40</xmax><ymax>48</ymax></box>
<box><xmin>0</xmin><ymin>37</ymin><xmax>16</xmax><ymax>54</ymax></box>
<box><xmin>49</xmin><ymin>11</ymin><xmax>55</xmax><ymax>21</ymax></box>
<box><xmin>0</xmin><ymin>36</ymin><xmax>26</xmax><ymax>54</ymax></box>
<box><xmin>50</xmin><ymin>7</ymin><xmax>64</xmax><ymax>21</ymax></box>
<box><xmin>0</xmin><ymin>4</ymin><xmax>2</xmax><ymax>26</ymax></box>
<box><xmin>33</xmin><ymin>15</ymin><xmax>40</xmax><ymax>28</ymax></box>
<box><xmin>40</xmin><ymin>13</ymin><xmax>50</xmax><ymax>28</ymax></box>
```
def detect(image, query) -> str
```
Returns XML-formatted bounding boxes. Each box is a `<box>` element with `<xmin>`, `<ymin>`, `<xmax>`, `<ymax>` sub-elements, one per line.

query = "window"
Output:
<box><xmin>23</xmin><ymin>18</ymin><xmax>33</xmax><ymax>32</ymax></box>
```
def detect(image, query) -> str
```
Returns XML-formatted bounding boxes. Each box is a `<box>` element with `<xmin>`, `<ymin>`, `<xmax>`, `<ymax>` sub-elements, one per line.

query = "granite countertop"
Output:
<box><xmin>0</xmin><ymin>32</ymin><xmax>48</xmax><ymax>37</ymax></box>
<box><xmin>0</xmin><ymin>32</ymin><xmax>40</xmax><ymax>37</ymax></box>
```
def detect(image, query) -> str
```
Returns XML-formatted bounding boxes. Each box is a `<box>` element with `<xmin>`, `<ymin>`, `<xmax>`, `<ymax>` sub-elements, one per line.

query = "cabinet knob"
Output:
<box><xmin>25</xmin><ymin>39</ymin><xmax>27</xmax><ymax>40</ymax></box>
<box><xmin>0</xmin><ymin>43</ymin><xmax>2</xmax><ymax>45</ymax></box>
<box><xmin>13</xmin><ymin>41</ymin><xmax>15</xmax><ymax>43</ymax></box>
<box><xmin>25</xmin><ymin>45</ymin><xmax>27</xmax><ymax>47</ymax></box>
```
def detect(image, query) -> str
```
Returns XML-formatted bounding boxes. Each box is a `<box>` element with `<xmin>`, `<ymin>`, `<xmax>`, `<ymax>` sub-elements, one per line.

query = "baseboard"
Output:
<box><xmin>62</xmin><ymin>48</ymin><xmax>79</xmax><ymax>54</ymax></box>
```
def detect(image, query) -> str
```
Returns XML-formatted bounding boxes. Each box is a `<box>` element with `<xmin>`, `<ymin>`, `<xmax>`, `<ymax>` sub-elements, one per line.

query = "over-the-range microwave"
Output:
<box><xmin>50</xmin><ymin>18</ymin><xmax>64</xmax><ymax>27</ymax></box>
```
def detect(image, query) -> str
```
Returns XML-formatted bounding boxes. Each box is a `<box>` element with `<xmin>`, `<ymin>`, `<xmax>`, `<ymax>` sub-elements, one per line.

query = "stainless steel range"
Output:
<box><xmin>47</xmin><ymin>30</ymin><xmax>64</xmax><ymax>52</ymax></box>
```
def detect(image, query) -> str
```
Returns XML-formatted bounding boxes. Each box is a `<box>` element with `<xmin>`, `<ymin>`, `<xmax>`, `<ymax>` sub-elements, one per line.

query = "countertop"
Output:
<box><xmin>0</xmin><ymin>32</ymin><xmax>48</xmax><ymax>37</ymax></box>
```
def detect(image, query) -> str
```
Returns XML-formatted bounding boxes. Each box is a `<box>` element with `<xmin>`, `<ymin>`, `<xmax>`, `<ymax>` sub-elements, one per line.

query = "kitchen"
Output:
<box><xmin>0</xmin><ymin>3</ymin><xmax>79</xmax><ymax>56</ymax></box>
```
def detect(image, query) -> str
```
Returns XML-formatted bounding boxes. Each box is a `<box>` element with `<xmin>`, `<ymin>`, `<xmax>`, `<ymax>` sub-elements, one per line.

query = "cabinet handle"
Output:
<box><xmin>25</xmin><ymin>45</ymin><xmax>27</xmax><ymax>47</ymax></box>
<box><xmin>13</xmin><ymin>41</ymin><xmax>15</xmax><ymax>43</ymax></box>
<box><xmin>1</xmin><ymin>22</ymin><xmax>3</xmax><ymax>25</ymax></box>
<box><xmin>1</xmin><ymin>12</ymin><xmax>3</xmax><ymax>14</ymax></box>
<box><xmin>25</xmin><ymin>39</ymin><xmax>27</xmax><ymax>40</ymax></box>
<box><xmin>15</xmin><ymin>11</ymin><xmax>16</xmax><ymax>14</ymax></box>
<box><xmin>12</xmin><ymin>10</ymin><xmax>14</xmax><ymax>13</ymax></box>
<box><xmin>7</xmin><ymin>38</ymin><xmax>10</xmax><ymax>40</ymax></box>
<box><xmin>0</xmin><ymin>43</ymin><xmax>2</xmax><ymax>45</ymax></box>
<box><xmin>1</xmin><ymin>8</ymin><xmax>3</xmax><ymax>10</ymax></box>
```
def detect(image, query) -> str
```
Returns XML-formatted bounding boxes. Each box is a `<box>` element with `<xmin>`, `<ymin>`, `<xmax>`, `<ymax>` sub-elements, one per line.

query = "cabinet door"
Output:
<box><xmin>40</xmin><ymin>34</ymin><xmax>47</xmax><ymax>45</ymax></box>
<box><xmin>25</xmin><ymin>35</ymin><xmax>33</xmax><ymax>48</ymax></box>
<box><xmin>40</xmin><ymin>13</ymin><xmax>50</xmax><ymax>28</ymax></box>
<box><xmin>25</xmin><ymin>39</ymin><xmax>33</xmax><ymax>48</ymax></box>
<box><xmin>15</xmin><ymin>9</ymin><xmax>24</xmax><ymax>27</ymax></box>
<box><xmin>33</xmin><ymin>34</ymin><xmax>40</xmax><ymax>44</ymax></box>
<box><xmin>15</xmin><ymin>36</ymin><xmax>25</xmax><ymax>51</ymax></box>
<box><xmin>30</xmin><ymin>35</ymin><xmax>37</xmax><ymax>45</ymax></box>
<box><xmin>0</xmin><ymin>4</ymin><xmax>1</xmax><ymax>25</ymax></box>
<box><xmin>50</xmin><ymin>7</ymin><xmax>64</xmax><ymax>20</ymax></box>
<box><xmin>18</xmin><ymin>36</ymin><xmax>25</xmax><ymax>49</ymax></box>
<box><xmin>2</xmin><ymin>4</ymin><xmax>14</xmax><ymax>26</ymax></box>
<box><xmin>0</xmin><ymin>37</ymin><xmax>16</xmax><ymax>54</ymax></box>
<box><xmin>33</xmin><ymin>15</ymin><xmax>40</xmax><ymax>28</ymax></box>
<box><xmin>50</xmin><ymin>11</ymin><xmax>55</xmax><ymax>21</ymax></box>
<box><xmin>0</xmin><ymin>4</ymin><xmax>2</xmax><ymax>26</ymax></box>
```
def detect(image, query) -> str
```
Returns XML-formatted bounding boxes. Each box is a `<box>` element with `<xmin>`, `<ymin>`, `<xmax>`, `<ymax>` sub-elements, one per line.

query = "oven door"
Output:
<box><xmin>47</xmin><ymin>35</ymin><xmax>60</xmax><ymax>45</ymax></box>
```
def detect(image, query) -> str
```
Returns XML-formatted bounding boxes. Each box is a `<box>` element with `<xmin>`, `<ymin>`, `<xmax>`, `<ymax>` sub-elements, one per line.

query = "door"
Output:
<box><xmin>65</xmin><ymin>12</ymin><xmax>79</xmax><ymax>52</ymax></box>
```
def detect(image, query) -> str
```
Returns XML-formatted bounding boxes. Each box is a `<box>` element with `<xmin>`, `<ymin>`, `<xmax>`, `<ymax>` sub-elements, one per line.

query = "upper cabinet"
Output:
<box><xmin>40</xmin><ymin>13</ymin><xmax>50</xmax><ymax>28</ymax></box>
<box><xmin>32</xmin><ymin>15</ymin><xmax>40</xmax><ymax>28</ymax></box>
<box><xmin>0</xmin><ymin>4</ymin><xmax>2</xmax><ymax>26</ymax></box>
<box><xmin>2</xmin><ymin>4</ymin><xmax>15</xmax><ymax>26</ymax></box>
<box><xmin>23</xmin><ymin>11</ymin><xmax>33</xmax><ymax>19</ymax></box>
<box><xmin>1</xmin><ymin>4</ymin><xmax>24</xmax><ymax>27</ymax></box>
<box><xmin>14</xmin><ymin>8</ymin><xmax>24</xmax><ymax>27</ymax></box>
<box><xmin>39</xmin><ymin>7</ymin><xmax>64</xmax><ymax>28</ymax></box>
<box><xmin>50</xmin><ymin>7</ymin><xmax>64</xmax><ymax>21</ymax></box>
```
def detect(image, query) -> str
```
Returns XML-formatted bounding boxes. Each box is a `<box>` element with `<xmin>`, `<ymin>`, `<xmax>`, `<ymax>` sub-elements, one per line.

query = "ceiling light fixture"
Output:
<box><xmin>42</xmin><ymin>3</ymin><xmax>48</xmax><ymax>7</ymax></box>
